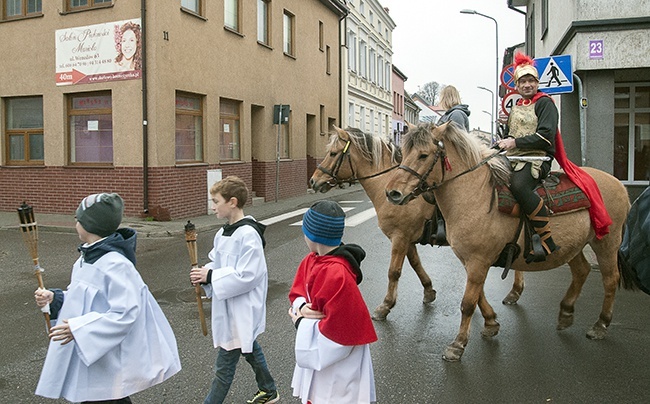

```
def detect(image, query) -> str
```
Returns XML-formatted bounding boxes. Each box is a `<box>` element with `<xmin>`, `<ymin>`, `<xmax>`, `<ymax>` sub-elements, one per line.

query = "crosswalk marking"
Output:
<box><xmin>260</xmin><ymin>208</ymin><xmax>309</xmax><ymax>226</ymax></box>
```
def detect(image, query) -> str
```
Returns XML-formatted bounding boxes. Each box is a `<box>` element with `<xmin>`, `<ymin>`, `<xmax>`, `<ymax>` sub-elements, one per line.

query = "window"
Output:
<box><xmin>369</xmin><ymin>10</ymin><xmax>373</xmax><ymax>26</ymax></box>
<box><xmin>257</xmin><ymin>0</ymin><xmax>270</xmax><ymax>45</ymax></box>
<box><xmin>385</xmin><ymin>61</ymin><xmax>391</xmax><ymax>91</ymax></box>
<box><xmin>224</xmin><ymin>0</ymin><xmax>240</xmax><ymax>32</ymax></box>
<box><xmin>5</xmin><ymin>96</ymin><xmax>43</xmax><ymax>165</ymax></box>
<box><xmin>348</xmin><ymin>102</ymin><xmax>355</xmax><ymax>127</ymax></box>
<box><xmin>68</xmin><ymin>92</ymin><xmax>113</xmax><ymax>164</ymax></box>
<box><xmin>541</xmin><ymin>0</ymin><xmax>548</xmax><ymax>39</ymax></box>
<box><xmin>319</xmin><ymin>21</ymin><xmax>324</xmax><ymax>51</ymax></box>
<box><xmin>181</xmin><ymin>0</ymin><xmax>202</xmax><ymax>16</ymax></box>
<box><xmin>359</xmin><ymin>106</ymin><xmax>365</xmax><ymax>131</ymax></box>
<box><xmin>66</xmin><ymin>0</ymin><xmax>111</xmax><ymax>12</ymax></box>
<box><xmin>320</xmin><ymin>105</ymin><xmax>326</xmax><ymax>135</ymax></box>
<box><xmin>526</xmin><ymin>5</ymin><xmax>535</xmax><ymax>57</ymax></box>
<box><xmin>369</xmin><ymin>48</ymin><xmax>376</xmax><ymax>83</ymax></box>
<box><xmin>326</xmin><ymin>45</ymin><xmax>331</xmax><ymax>75</ymax></box>
<box><xmin>283</xmin><ymin>10</ymin><xmax>295</xmax><ymax>56</ymax></box>
<box><xmin>359</xmin><ymin>40</ymin><xmax>367</xmax><ymax>78</ymax></box>
<box><xmin>175</xmin><ymin>92</ymin><xmax>203</xmax><ymax>163</ymax></box>
<box><xmin>347</xmin><ymin>31</ymin><xmax>357</xmax><ymax>71</ymax></box>
<box><xmin>378</xmin><ymin>20</ymin><xmax>382</xmax><ymax>35</ymax></box>
<box><xmin>614</xmin><ymin>84</ymin><xmax>650</xmax><ymax>183</ymax></box>
<box><xmin>219</xmin><ymin>98</ymin><xmax>241</xmax><ymax>161</ymax></box>
<box><xmin>3</xmin><ymin>0</ymin><xmax>41</xmax><ymax>19</ymax></box>
<box><xmin>377</xmin><ymin>56</ymin><xmax>383</xmax><ymax>88</ymax></box>
<box><xmin>359</xmin><ymin>0</ymin><xmax>364</xmax><ymax>16</ymax></box>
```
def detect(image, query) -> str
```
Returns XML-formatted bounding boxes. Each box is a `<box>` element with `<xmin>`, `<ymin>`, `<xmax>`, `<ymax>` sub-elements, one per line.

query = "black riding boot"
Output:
<box><xmin>526</xmin><ymin>199</ymin><xmax>560</xmax><ymax>263</ymax></box>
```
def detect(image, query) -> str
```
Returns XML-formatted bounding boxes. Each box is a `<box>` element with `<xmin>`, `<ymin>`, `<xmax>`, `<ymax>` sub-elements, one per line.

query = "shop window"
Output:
<box><xmin>614</xmin><ymin>84</ymin><xmax>650</xmax><ymax>183</ymax></box>
<box><xmin>5</xmin><ymin>96</ymin><xmax>43</xmax><ymax>165</ymax></box>
<box><xmin>68</xmin><ymin>92</ymin><xmax>113</xmax><ymax>164</ymax></box>
<box><xmin>175</xmin><ymin>92</ymin><xmax>203</xmax><ymax>163</ymax></box>
<box><xmin>219</xmin><ymin>98</ymin><xmax>241</xmax><ymax>161</ymax></box>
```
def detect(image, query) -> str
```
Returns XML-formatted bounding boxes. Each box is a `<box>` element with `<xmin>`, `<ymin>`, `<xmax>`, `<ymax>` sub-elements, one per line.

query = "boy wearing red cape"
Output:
<box><xmin>497</xmin><ymin>53</ymin><xmax>612</xmax><ymax>263</ymax></box>
<box><xmin>289</xmin><ymin>200</ymin><xmax>377</xmax><ymax>404</ymax></box>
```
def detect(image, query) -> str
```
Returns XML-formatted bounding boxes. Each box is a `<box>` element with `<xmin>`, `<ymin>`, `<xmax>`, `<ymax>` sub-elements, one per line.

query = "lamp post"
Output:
<box><xmin>477</xmin><ymin>86</ymin><xmax>495</xmax><ymax>144</ymax></box>
<box><xmin>461</xmin><ymin>9</ymin><xmax>499</xmax><ymax>145</ymax></box>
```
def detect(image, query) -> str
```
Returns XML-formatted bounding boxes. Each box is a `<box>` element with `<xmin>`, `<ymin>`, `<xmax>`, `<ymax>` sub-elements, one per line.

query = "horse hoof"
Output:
<box><xmin>557</xmin><ymin>313</ymin><xmax>574</xmax><ymax>330</ymax></box>
<box><xmin>502</xmin><ymin>291</ymin><xmax>520</xmax><ymax>305</ymax></box>
<box><xmin>442</xmin><ymin>345</ymin><xmax>464</xmax><ymax>362</ymax></box>
<box><xmin>372</xmin><ymin>307</ymin><xmax>389</xmax><ymax>321</ymax></box>
<box><xmin>423</xmin><ymin>289</ymin><xmax>437</xmax><ymax>304</ymax></box>
<box><xmin>586</xmin><ymin>323</ymin><xmax>607</xmax><ymax>340</ymax></box>
<box><xmin>481</xmin><ymin>324</ymin><xmax>500</xmax><ymax>338</ymax></box>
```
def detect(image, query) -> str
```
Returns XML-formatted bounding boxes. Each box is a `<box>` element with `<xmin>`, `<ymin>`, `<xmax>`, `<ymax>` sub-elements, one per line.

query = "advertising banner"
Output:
<box><xmin>55</xmin><ymin>19</ymin><xmax>142</xmax><ymax>86</ymax></box>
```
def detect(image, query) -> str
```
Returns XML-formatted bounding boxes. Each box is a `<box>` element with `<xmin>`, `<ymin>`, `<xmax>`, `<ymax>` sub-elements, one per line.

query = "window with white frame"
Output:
<box><xmin>257</xmin><ymin>0</ymin><xmax>270</xmax><ymax>45</ymax></box>
<box><xmin>283</xmin><ymin>10</ymin><xmax>295</xmax><ymax>56</ymax></box>
<box><xmin>348</xmin><ymin>102</ymin><xmax>355</xmax><ymax>127</ymax></box>
<box><xmin>369</xmin><ymin>48</ymin><xmax>376</xmax><ymax>83</ymax></box>
<box><xmin>359</xmin><ymin>40</ymin><xmax>367</xmax><ymax>78</ymax></box>
<box><xmin>614</xmin><ymin>84</ymin><xmax>650</xmax><ymax>183</ymax></box>
<box><xmin>359</xmin><ymin>106</ymin><xmax>365</xmax><ymax>131</ymax></box>
<box><xmin>348</xmin><ymin>31</ymin><xmax>357</xmax><ymax>71</ymax></box>
<box><xmin>225</xmin><ymin>0</ymin><xmax>240</xmax><ymax>32</ymax></box>
<box><xmin>181</xmin><ymin>0</ymin><xmax>202</xmax><ymax>15</ymax></box>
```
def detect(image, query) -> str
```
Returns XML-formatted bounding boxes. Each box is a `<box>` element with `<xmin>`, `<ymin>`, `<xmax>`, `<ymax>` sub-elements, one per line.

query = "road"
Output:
<box><xmin>1</xmin><ymin>189</ymin><xmax>649</xmax><ymax>403</ymax></box>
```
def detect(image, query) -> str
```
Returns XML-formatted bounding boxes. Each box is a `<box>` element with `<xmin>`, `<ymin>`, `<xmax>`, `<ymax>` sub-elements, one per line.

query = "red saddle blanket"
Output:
<box><xmin>497</xmin><ymin>172</ymin><xmax>591</xmax><ymax>216</ymax></box>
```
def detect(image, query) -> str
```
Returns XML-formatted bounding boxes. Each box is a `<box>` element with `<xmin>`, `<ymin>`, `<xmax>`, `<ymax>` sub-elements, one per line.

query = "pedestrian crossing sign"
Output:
<box><xmin>535</xmin><ymin>54</ymin><xmax>573</xmax><ymax>94</ymax></box>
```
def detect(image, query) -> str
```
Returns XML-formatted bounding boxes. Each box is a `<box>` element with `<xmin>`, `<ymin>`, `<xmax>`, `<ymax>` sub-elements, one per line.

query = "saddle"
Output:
<box><xmin>497</xmin><ymin>172</ymin><xmax>591</xmax><ymax>216</ymax></box>
<box><xmin>493</xmin><ymin>172</ymin><xmax>590</xmax><ymax>276</ymax></box>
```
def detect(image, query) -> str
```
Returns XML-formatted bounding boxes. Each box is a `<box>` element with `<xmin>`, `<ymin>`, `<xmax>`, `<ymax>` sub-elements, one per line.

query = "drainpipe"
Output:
<box><xmin>141</xmin><ymin>0</ymin><xmax>149</xmax><ymax>214</ymax></box>
<box><xmin>574</xmin><ymin>73</ymin><xmax>587</xmax><ymax>166</ymax></box>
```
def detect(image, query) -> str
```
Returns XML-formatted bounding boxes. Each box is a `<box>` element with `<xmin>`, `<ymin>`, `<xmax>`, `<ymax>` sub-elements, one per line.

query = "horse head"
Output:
<box><xmin>310</xmin><ymin>127</ymin><xmax>356</xmax><ymax>193</ymax></box>
<box><xmin>385</xmin><ymin>122</ymin><xmax>448</xmax><ymax>205</ymax></box>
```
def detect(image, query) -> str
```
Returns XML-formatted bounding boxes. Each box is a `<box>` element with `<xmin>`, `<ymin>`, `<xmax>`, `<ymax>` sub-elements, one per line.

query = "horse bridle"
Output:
<box><xmin>317</xmin><ymin>136</ymin><xmax>399</xmax><ymax>188</ymax></box>
<box><xmin>397</xmin><ymin>140</ymin><xmax>501</xmax><ymax>199</ymax></box>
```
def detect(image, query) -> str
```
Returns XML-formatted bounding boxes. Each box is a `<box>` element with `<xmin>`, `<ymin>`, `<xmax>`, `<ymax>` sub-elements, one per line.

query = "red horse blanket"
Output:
<box><xmin>497</xmin><ymin>172</ymin><xmax>591</xmax><ymax>216</ymax></box>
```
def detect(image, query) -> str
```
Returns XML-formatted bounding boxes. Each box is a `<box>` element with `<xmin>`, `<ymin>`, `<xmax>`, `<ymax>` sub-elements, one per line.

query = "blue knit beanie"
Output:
<box><xmin>302</xmin><ymin>200</ymin><xmax>345</xmax><ymax>246</ymax></box>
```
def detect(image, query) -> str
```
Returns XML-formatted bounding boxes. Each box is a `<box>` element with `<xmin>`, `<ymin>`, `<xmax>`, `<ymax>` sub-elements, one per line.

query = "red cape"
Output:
<box><xmin>290</xmin><ymin>252</ymin><xmax>377</xmax><ymax>346</ymax></box>
<box><xmin>527</xmin><ymin>92</ymin><xmax>612</xmax><ymax>239</ymax></box>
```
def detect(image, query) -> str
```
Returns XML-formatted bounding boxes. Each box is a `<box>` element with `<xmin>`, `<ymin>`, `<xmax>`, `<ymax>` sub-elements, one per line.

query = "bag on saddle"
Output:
<box><xmin>620</xmin><ymin>187</ymin><xmax>650</xmax><ymax>295</ymax></box>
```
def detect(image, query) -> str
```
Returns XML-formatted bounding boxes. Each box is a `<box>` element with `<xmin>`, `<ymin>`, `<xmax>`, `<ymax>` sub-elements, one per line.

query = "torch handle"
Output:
<box><xmin>186</xmin><ymin>239</ymin><xmax>208</xmax><ymax>336</ymax></box>
<box><xmin>33</xmin><ymin>260</ymin><xmax>52</xmax><ymax>331</ymax></box>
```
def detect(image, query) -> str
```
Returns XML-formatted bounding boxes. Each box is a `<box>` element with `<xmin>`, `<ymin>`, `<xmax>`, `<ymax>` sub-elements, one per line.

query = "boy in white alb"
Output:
<box><xmin>190</xmin><ymin>176</ymin><xmax>278</xmax><ymax>404</ymax></box>
<box><xmin>289</xmin><ymin>200</ymin><xmax>378</xmax><ymax>404</ymax></box>
<box><xmin>34</xmin><ymin>193</ymin><xmax>181</xmax><ymax>403</ymax></box>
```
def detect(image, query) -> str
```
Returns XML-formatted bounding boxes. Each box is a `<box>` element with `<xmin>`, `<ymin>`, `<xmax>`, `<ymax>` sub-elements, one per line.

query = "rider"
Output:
<box><xmin>497</xmin><ymin>53</ymin><xmax>560</xmax><ymax>263</ymax></box>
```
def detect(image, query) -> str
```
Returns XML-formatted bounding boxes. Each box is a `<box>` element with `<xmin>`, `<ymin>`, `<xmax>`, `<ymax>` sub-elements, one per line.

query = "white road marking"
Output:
<box><xmin>260</xmin><ymin>208</ymin><xmax>309</xmax><ymax>226</ymax></box>
<box><xmin>289</xmin><ymin>207</ymin><xmax>375</xmax><ymax>227</ymax></box>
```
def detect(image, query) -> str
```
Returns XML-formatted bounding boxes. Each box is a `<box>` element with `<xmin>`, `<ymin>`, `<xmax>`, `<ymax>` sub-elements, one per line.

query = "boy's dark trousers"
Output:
<box><xmin>204</xmin><ymin>340</ymin><xmax>276</xmax><ymax>404</ymax></box>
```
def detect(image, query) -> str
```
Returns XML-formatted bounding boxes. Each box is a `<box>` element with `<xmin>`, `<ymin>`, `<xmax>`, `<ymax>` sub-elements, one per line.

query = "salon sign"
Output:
<box><xmin>55</xmin><ymin>19</ymin><xmax>142</xmax><ymax>86</ymax></box>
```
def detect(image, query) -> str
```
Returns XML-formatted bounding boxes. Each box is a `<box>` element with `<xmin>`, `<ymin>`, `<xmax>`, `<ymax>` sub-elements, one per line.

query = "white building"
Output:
<box><xmin>343</xmin><ymin>0</ymin><xmax>395</xmax><ymax>138</ymax></box>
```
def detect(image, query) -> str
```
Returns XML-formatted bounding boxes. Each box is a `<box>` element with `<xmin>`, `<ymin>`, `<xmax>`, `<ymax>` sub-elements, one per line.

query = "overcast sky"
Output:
<box><xmin>379</xmin><ymin>0</ymin><xmax>526</xmax><ymax>133</ymax></box>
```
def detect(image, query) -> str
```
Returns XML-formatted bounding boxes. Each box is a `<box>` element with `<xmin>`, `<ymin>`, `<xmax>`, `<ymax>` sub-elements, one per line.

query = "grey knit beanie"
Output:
<box><xmin>302</xmin><ymin>200</ymin><xmax>345</xmax><ymax>246</ymax></box>
<box><xmin>76</xmin><ymin>193</ymin><xmax>124</xmax><ymax>237</ymax></box>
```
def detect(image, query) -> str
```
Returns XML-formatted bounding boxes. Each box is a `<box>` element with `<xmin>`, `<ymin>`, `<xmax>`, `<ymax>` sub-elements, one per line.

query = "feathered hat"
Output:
<box><xmin>513</xmin><ymin>52</ymin><xmax>539</xmax><ymax>83</ymax></box>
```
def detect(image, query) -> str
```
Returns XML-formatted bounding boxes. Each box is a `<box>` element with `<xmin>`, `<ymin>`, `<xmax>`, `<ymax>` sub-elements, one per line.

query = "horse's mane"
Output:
<box><xmin>404</xmin><ymin>122</ymin><xmax>510</xmax><ymax>187</ymax></box>
<box><xmin>327</xmin><ymin>128</ymin><xmax>402</xmax><ymax>169</ymax></box>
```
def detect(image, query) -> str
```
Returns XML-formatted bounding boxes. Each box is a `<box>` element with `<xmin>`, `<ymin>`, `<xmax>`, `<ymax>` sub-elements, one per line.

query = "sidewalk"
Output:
<box><xmin>0</xmin><ymin>185</ymin><xmax>362</xmax><ymax>238</ymax></box>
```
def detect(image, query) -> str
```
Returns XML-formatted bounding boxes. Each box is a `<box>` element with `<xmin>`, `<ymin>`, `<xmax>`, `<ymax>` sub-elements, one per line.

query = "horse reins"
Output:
<box><xmin>317</xmin><ymin>137</ymin><xmax>399</xmax><ymax>187</ymax></box>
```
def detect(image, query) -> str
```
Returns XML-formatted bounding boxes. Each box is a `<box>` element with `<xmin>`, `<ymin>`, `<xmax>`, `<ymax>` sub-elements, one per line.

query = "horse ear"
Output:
<box><xmin>405</xmin><ymin>121</ymin><xmax>417</xmax><ymax>131</ymax></box>
<box><xmin>334</xmin><ymin>126</ymin><xmax>349</xmax><ymax>138</ymax></box>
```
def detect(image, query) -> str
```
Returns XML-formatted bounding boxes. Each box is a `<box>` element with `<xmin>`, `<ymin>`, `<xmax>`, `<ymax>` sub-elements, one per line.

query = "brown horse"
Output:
<box><xmin>310</xmin><ymin>127</ymin><xmax>525</xmax><ymax>320</ymax></box>
<box><xmin>384</xmin><ymin>122</ymin><xmax>632</xmax><ymax>361</ymax></box>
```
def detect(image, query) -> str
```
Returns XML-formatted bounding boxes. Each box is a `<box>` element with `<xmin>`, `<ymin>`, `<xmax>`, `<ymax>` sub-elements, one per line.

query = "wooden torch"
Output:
<box><xmin>185</xmin><ymin>220</ymin><xmax>208</xmax><ymax>336</ymax></box>
<box><xmin>17</xmin><ymin>202</ymin><xmax>52</xmax><ymax>332</ymax></box>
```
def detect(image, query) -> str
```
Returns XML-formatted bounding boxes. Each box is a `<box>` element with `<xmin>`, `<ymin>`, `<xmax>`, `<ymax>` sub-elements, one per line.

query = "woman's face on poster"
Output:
<box><xmin>121</xmin><ymin>29</ymin><xmax>137</xmax><ymax>60</ymax></box>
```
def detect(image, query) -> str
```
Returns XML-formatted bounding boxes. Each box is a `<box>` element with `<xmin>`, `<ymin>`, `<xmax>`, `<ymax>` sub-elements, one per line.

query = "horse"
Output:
<box><xmin>384</xmin><ymin>122</ymin><xmax>632</xmax><ymax>361</ymax></box>
<box><xmin>309</xmin><ymin>127</ymin><xmax>525</xmax><ymax>320</ymax></box>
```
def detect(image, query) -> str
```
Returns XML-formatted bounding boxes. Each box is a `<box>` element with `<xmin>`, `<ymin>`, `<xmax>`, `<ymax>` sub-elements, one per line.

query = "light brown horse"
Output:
<box><xmin>310</xmin><ymin>127</ymin><xmax>525</xmax><ymax>320</ymax></box>
<box><xmin>384</xmin><ymin>122</ymin><xmax>632</xmax><ymax>361</ymax></box>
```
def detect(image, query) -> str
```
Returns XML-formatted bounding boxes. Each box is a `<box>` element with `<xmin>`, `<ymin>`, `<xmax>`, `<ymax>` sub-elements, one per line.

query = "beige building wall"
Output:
<box><xmin>0</xmin><ymin>0</ymin><xmax>346</xmax><ymax>217</ymax></box>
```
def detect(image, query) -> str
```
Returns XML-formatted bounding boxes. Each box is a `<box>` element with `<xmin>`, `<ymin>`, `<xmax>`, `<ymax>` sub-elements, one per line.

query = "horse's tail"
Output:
<box><xmin>617</xmin><ymin>249</ymin><xmax>642</xmax><ymax>291</ymax></box>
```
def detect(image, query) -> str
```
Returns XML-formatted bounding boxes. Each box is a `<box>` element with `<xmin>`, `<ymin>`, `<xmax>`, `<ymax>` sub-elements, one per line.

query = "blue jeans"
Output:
<box><xmin>204</xmin><ymin>340</ymin><xmax>276</xmax><ymax>404</ymax></box>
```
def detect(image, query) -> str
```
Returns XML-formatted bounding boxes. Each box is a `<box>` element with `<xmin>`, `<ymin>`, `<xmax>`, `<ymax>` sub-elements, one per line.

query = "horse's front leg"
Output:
<box><xmin>443</xmin><ymin>262</ymin><xmax>489</xmax><ymax>362</ymax></box>
<box><xmin>373</xmin><ymin>238</ymin><xmax>408</xmax><ymax>320</ymax></box>
<box><xmin>405</xmin><ymin>244</ymin><xmax>437</xmax><ymax>304</ymax></box>
<box><xmin>502</xmin><ymin>270</ymin><xmax>525</xmax><ymax>305</ymax></box>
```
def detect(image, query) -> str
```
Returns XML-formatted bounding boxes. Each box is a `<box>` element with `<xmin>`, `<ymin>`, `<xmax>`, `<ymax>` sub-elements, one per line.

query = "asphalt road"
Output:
<box><xmin>1</xmin><ymin>189</ymin><xmax>649</xmax><ymax>403</ymax></box>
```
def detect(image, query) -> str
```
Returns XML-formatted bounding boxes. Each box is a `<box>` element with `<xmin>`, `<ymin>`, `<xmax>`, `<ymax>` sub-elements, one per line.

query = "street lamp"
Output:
<box><xmin>477</xmin><ymin>86</ymin><xmax>495</xmax><ymax>143</ymax></box>
<box><xmin>461</xmin><ymin>9</ymin><xmax>499</xmax><ymax>145</ymax></box>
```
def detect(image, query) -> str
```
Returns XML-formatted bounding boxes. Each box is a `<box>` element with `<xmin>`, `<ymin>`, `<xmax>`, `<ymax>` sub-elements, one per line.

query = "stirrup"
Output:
<box><xmin>526</xmin><ymin>234</ymin><xmax>547</xmax><ymax>263</ymax></box>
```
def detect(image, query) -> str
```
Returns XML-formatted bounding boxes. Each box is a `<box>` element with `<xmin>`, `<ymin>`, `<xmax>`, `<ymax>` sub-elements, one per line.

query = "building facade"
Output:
<box><xmin>342</xmin><ymin>0</ymin><xmax>394</xmax><ymax>138</ymax></box>
<box><xmin>512</xmin><ymin>0</ymin><xmax>650</xmax><ymax>199</ymax></box>
<box><xmin>391</xmin><ymin>64</ymin><xmax>407</xmax><ymax>143</ymax></box>
<box><xmin>0</xmin><ymin>0</ymin><xmax>346</xmax><ymax>218</ymax></box>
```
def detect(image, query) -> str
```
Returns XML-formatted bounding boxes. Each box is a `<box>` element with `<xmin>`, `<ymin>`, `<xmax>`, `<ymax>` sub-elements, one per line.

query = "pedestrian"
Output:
<box><xmin>438</xmin><ymin>85</ymin><xmax>471</xmax><ymax>132</ymax></box>
<box><xmin>497</xmin><ymin>52</ymin><xmax>611</xmax><ymax>262</ymax></box>
<box><xmin>33</xmin><ymin>193</ymin><xmax>181</xmax><ymax>403</ymax></box>
<box><xmin>288</xmin><ymin>200</ymin><xmax>378</xmax><ymax>404</ymax></box>
<box><xmin>189</xmin><ymin>176</ymin><xmax>278</xmax><ymax>404</ymax></box>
